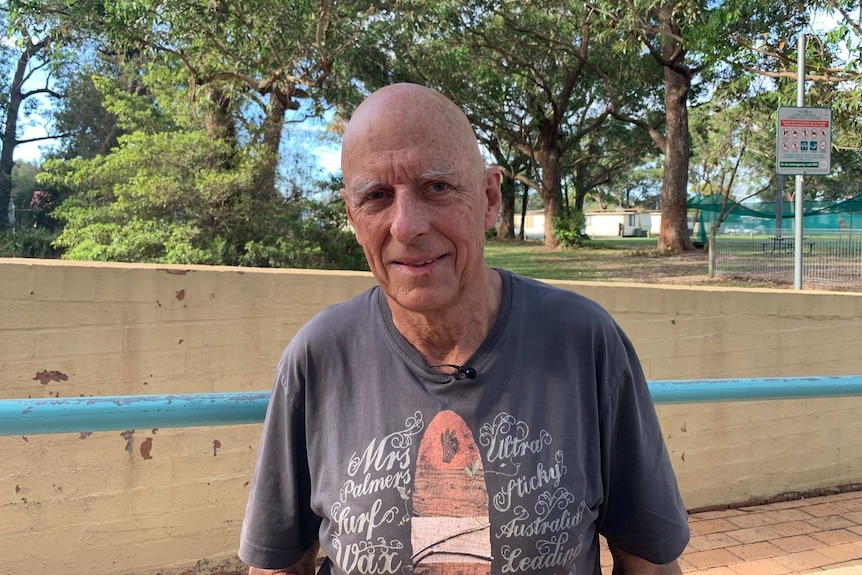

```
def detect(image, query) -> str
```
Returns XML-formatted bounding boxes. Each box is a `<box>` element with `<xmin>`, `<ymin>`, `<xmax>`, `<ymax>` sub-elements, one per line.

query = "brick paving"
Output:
<box><xmin>600</xmin><ymin>491</ymin><xmax>862</xmax><ymax>574</ymax></box>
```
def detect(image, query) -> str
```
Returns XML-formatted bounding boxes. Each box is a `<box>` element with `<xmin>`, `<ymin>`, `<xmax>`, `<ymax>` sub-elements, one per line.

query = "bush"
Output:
<box><xmin>552</xmin><ymin>207</ymin><xmax>588</xmax><ymax>248</ymax></box>
<box><xmin>0</xmin><ymin>228</ymin><xmax>63</xmax><ymax>259</ymax></box>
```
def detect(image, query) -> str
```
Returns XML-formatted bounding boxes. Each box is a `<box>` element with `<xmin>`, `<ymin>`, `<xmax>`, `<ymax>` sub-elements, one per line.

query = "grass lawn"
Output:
<box><xmin>484</xmin><ymin>236</ymin><xmax>862</xmax><ymax>291</ymax></box>
<box><xmin>482</xmin><ymin>237</ymin><xmax>806</xmax><ymax>289</ymax></box>
<box><xmin>483</xmin><ymin>237</ymin><xmax>710</xmax><ymax>283</ymax></box>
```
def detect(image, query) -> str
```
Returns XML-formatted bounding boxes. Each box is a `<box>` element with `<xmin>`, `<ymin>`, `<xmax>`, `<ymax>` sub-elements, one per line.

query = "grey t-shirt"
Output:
<box><xmin>239</xmin><ymin>270</ymin><xmax>689</xmax><ymax>574</ymax></box>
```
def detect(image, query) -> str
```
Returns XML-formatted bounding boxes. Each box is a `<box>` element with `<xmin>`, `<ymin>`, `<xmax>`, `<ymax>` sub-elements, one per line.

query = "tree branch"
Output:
<box><xmin>17</xmin><ymin>132</ymin><xmax>72</xmax><ymax>144</ymax></box>
<box><xmin>499</xmin><ymin>166</ymin><xmax>540</xmax><ymax>192</ymax></box>
<box><xmin>21</xmin><ymin>88</ymin><xmax>63</xmax><ymax>100</ymax></box>
<box><xmin>824</xmin><ymin>0</ymin><xmax>862</xmax><ymax>36</ymax></box>
<box><xmin>735</xmin><ymin>64</ymin><xmax>858</xmax><ymax>83</ymax></box>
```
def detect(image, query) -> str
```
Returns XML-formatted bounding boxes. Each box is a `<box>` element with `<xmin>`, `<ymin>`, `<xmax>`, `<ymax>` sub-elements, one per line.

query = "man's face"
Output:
<box><xmin>341</xmin><ymin>109</ymin><xmax>501</xmax><ymax>315</ymax></box>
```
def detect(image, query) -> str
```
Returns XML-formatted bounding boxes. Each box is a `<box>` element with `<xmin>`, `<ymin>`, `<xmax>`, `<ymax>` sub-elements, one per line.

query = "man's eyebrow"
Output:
<box><xmin>347</xmin><ymin>169</ymin><xmax>457</xmax><ymax>196</ymax></box>
<box><xmin>346</xmin><ymin>180</ymin><xmax>383</xmax><ymax>198</ymax></box>
<box><xmin>419</xmin><ymin>168</ymin><xmax>456</xmax><ymax>181</ymax></box>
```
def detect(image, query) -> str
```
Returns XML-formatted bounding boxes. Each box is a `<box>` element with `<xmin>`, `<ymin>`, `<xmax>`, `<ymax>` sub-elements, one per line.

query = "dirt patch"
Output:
<box><xmin>596</xmin><ymin>249</ymin><xmax>856</xmax><ymax>291</ymax></box>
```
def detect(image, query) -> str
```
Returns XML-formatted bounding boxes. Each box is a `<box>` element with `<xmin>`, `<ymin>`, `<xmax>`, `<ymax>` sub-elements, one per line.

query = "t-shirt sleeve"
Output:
<box><xmin>238</xmin><ymin>353</ymin><xmax>321</xmax><ymax>569</ymax></box>
<box><xmin>597</xmin><ymin>331</ymin><xmax>690</xmax><ymax>565</ymax></box>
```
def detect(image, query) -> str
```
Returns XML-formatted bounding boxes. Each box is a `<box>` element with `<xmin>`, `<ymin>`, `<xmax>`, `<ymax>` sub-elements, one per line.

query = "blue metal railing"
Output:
<box><xmin>2</xmin><ymin>376</ymin><xmax>862</xmax><ymax>437</ymax></box>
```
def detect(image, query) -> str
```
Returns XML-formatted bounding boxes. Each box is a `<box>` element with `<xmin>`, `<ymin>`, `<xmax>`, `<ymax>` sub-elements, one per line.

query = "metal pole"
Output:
<box><xmin>5</xmin><ymin>377</ymin><xmax>862</xmax><ymax>435</ymax></box>
<box><xmin>776</xmin><ymin>175</ymin><xmax>784</xmax><ymax>239</ymax></box>
<box><xmin>648</xmin><ymin>375</ymin><xmax>862</xmax><ymax>404</ymax></box>
<box><xmin>0</xmin><ymin>392</ymin><xmax>270</xmax><ymax>436</ymax></box>
<box><xmin>794</xmin><ymin>33</ymin><xmax>806</xmax><ymax>290</ymax></box>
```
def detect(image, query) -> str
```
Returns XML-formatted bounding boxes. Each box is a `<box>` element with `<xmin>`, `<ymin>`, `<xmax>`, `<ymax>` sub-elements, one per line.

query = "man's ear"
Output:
<box><xmin>483</xmin><ymin>167</ymin><xmax>503</xmax><ymax>230</ymax></box>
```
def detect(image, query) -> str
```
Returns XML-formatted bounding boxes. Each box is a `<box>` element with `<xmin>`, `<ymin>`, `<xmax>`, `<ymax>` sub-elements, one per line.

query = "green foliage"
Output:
<box><xmin>688</xmin><ymin>94</ymin><xmax>775</xmax><ymax>202</ymax></box>
<box><xmin>92</xmin><ymin>71</ymin><xmax>174</xmax><ymax>134</ymax></box>
<box><xmin>552</xmin><ymin>207</ymin><xmax>588</xmax><ymax>248</ymax></box>
<box><xmin>373</xmin><ymin>1</ymin><xmax>619</xmax><ymax>248</ymax></box>
<box><xmin>239</xmin><ymin>198</ymin><xmax>367</xmax><ymax>271</ymax></box>
<box><xmin>0</xmin><ymin>228</ymin><xmax>62</xmax><ymax>258</ymax></box>
<box><xmin>4</xmin><ymin>0</ymin><xmax>859</xmax><ymax>260</ymax></box>
<box><xmin>42</xmin><ymin>129</ymin><xmax>366</xmax><ymax>269</ymax></box>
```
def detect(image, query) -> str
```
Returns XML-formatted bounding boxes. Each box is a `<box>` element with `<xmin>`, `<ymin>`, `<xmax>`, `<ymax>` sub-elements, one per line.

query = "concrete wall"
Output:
<box><xmin>2</xmin><ymin>258</ymin><xmax>862</xmax><ymax>575</ymax></box>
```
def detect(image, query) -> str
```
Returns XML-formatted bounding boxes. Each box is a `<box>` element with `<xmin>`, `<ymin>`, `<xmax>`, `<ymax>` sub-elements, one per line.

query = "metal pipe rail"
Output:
<box><xmin>2</xmin><ymin>376</ymin><xmax>862</xmax><ymax>436</ymax></box>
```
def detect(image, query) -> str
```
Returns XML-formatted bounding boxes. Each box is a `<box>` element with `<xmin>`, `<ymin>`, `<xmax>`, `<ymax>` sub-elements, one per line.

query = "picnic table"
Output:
<box><xmin>761</xmin><ymin>236</ymin><xmax>815</xmax><ymax>255</ymax></box>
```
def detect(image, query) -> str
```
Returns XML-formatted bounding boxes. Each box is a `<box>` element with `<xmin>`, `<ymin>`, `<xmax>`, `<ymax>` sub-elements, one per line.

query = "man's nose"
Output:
<box><xmin>389</xmin><ymin>190</ymin><xmax>430</xmax><ymax>242</ymax></box>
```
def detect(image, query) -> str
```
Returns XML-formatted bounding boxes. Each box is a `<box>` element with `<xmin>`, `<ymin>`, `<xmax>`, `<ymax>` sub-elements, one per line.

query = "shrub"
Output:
<box><xmin>0</xmin><ymin>228</ymin><xmax>63</xmax><ymax>259</ymax></box>
<box><xmin>552</xmin><ymin>207</ymin><xmax>588</xmax><ymax>248</ymax></box>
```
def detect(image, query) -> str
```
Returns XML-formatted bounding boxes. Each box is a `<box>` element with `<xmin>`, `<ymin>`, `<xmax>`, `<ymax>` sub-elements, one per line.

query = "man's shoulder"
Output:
<box><xmin>297</xmin><ymin>286</ymin><xmax>379</xmax><ymax>339</ymax></box>
<box><xmin>506</xmin><ymin>270</ymin><xmax>612</xmax><ymax>322</ymax></box>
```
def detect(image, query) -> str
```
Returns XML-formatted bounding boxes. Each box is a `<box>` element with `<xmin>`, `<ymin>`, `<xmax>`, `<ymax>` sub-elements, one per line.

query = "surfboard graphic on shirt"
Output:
<box><xmin>411</xmin><ymin>410</ymin><xmax>492</xmax><ymax>574</ymax></box>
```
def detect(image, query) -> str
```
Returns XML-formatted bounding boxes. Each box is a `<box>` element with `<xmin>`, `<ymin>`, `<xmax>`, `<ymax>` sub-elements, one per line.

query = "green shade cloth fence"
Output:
<box><xmin>688</xmin><ymin>193</ymin><xmax>862</xmax><ymax>239</ymax></box>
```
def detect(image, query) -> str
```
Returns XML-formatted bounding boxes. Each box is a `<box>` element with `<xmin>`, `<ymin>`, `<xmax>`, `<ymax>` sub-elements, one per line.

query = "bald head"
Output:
<box><xmin>341</xmin><ymin>84</ymin><xmax>484</xmax><ymax>180</ymax></box>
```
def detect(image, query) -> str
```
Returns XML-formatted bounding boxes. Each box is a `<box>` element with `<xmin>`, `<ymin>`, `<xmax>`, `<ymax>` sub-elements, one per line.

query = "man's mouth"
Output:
<box><xmin>396</xmin><ymin>256</ymin><xmax>440</xmax><ymax>267</ymax></box>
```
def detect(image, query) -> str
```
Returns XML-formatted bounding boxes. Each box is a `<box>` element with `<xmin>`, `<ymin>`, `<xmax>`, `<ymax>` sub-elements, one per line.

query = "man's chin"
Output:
<box><xmin>383</xmin><ymin>286</ymin><xmax>455</xmax><ymax>316</ymax></box>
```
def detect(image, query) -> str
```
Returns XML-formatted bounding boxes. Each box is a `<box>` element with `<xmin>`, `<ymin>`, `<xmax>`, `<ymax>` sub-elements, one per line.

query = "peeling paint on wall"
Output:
<box><xmin>140</xmin><ymin>437</ymin><xmax>154</xmax><ymax>460</ymax></box>
<box><xmin>33</xmin><ymin>370</ymin><xmax>68</xmax><ymax>385</ymax></box>
<box><xmin>120</xmin><ymin>430</ymin><xmax>135</xmax><ymax>454</ymax></box>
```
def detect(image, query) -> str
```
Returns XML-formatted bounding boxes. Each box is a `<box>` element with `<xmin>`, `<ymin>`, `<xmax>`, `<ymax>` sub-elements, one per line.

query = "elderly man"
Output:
<box><xmin>239</xmin><ymin>83</ymin><xmax>689</xmax><ymax>575</ymax></box>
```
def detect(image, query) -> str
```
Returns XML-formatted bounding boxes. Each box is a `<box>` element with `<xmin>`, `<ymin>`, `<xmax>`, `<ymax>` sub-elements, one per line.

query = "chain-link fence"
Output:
<box><xmin>713</xmin><ymin>229</ymin><xmax>862</xmax><ymax>289</ymax></box>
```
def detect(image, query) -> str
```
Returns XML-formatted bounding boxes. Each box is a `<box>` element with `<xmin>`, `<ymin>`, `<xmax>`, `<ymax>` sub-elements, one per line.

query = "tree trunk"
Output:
<box><xmin>657</xmin><ymin>8</ymin><xmax>694</xmax><ymax>253</ymax></box>
<box><xmin>204</xmin><ymin>85</ymin><xmax>238</xmax><ymax>150</ymax></box>
<box><xmin>573</xmin><ymin>161</ymin><xmax>587</xmax><ymax>212</ymax></box>
<box><xmin>253</xmin><ymin>92</ymin><xmax>287</xmax><ymax>203</ymax></box>
<box><xmin>537</xmin><ymin>122</ymin><xmax>562</xmax><ymax>248</ymax></box>
<box><xmin>540</xmin><ymin>154</ymin><xmax>561</xmax><ymax>248</ymax></box>
<box><xmin>496</xmin><ymin>175</ymin><xmax>516</xmax><ymax>239</ymax></box>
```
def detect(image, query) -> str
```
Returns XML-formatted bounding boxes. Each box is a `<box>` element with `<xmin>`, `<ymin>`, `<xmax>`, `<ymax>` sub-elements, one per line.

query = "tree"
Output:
<box><xmin>588</xmin><ymin>163</ymin><xmax>663</xmax><ymax>210</ymax></box>
<box><xmin>712</xmin><ymin>0</ymin><xmax>861</xmax><ymax>201</ymax></box>
<box><xmin>587</xmin><ymin>0</ymin><xmax>719</xmax><ymax>252</ymax></box>
<box><xmin>48</xmin><ymin>58</ymin><xmax>125</xmax><ymax>160</ymax></box>
<box><xmin>33</xmin><ymin>0</ymin><xmax>382</xmax><ymax>202</ymax></box>
<box><xmin>564</xmin><ymin>117</ymin><xmax>657</xmax><ymax>212</ymax></box>
<box><xmin>689</xmin><ymin>96</ymin><xmax>776</xmax><ymax>238</ymax></box>
<box><xmin>9</xmin><ymin>160</ymin><xmax>41</xmax><ymax>227</ymax></box>
<box><xmin>38</xmin><ymin>57</ymin><xmax>364</xmax><ymax>269</ymax></box>
<box><xmin>367</xmin><ymin>1</ymin><xmax>614</xmax><ymax>248</ymax></box>
<box><xmin>5</xmin><ymin>0</ymin><xmax>381</xmax><ymax>268</ymax></box>
<box><xmin>0</xmin><ymin>8</ymin><xmax>68</xmax><ymax>229</ymax></box>
<box><xmin>44</xmin><ymin>127</ymin><xmax>365</xmax><ymax>268</ymax></box>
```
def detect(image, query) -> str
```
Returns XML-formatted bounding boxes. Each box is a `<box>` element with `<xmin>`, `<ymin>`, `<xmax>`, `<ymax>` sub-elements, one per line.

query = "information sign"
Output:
<box><xmin>776</xmin><ymin>107</ymin><xmax>832</xmax><ymax>176</ymax></box>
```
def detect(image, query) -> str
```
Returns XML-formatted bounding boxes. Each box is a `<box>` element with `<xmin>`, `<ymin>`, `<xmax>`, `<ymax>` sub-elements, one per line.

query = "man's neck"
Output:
<box><xmin>387</xmin><ymin>268</ymin><xmax>503</xmax><ymax>368</ymax></box>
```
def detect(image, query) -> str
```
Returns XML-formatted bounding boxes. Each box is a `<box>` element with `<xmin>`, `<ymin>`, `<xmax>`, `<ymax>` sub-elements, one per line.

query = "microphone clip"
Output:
<box><xmin>430</xmin><ymin>364</ymin><xmax>477</xmax><ymax>380</ymax></box>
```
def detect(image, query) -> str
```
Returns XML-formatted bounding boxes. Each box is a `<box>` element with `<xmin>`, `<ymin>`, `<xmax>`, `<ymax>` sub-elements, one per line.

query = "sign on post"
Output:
<box><xmin>777</xmin><ymin>106</ymin><xmax>832</xmax><ymax>176</ymax></box>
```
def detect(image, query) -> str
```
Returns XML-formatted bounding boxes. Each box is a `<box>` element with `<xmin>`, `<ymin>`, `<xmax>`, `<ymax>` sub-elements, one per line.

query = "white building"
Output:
<box><xmin>584</xmin><ymin>210</ymin><xmax>657</xmax><ymax>237</ymax></box>
<box><xmin>514</xmin><ymin>209</ymin><xmax>662</xmax><ymax>239</ymax></box>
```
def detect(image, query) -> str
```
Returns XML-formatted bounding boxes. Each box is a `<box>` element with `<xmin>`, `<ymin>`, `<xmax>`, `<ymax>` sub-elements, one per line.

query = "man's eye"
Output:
<box><xmin>428</xmin><ymin>182</ymin><xmax>449</xmax><ymax>193</ymax></box>
<box><xmin>364</xmin><ymin>190</ymin><xmax>388</xmax><ymax>202</ymax></box>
